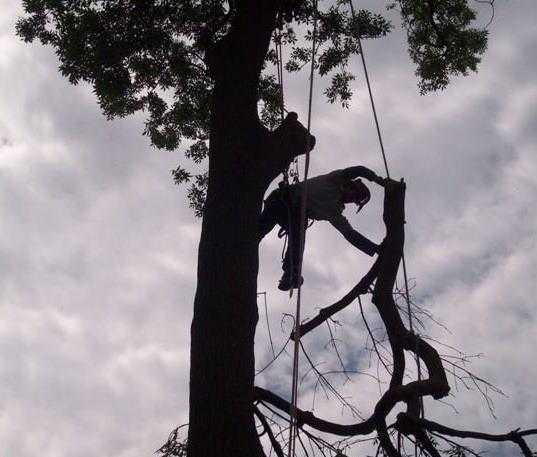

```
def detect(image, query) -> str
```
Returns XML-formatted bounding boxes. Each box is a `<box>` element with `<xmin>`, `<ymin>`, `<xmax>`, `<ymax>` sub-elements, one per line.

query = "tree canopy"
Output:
<box><xmin>17</xmin><ymin>0</ymin><xmax>488</xmax><ymax>214</ymax></box>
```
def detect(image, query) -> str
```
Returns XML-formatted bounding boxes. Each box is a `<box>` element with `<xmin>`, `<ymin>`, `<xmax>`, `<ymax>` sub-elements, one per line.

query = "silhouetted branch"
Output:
<box><xmin>254</xmin><ymin>386</ymin><xmax>376</xmax><ymax>437</ymax></box>
<box><xmin>254</xmin><ymin>405</ymin><xmax>285</xmax><ymax>457</ymax></box>
<box><xmin>291</xmin><ymin>259</ymin><xmax>380</xmax><ymax>340</ymax></box>
<box><xmin>396</xmin><ymin>413</ymin><xmax>537</xmax><ymax>457</ymax></box>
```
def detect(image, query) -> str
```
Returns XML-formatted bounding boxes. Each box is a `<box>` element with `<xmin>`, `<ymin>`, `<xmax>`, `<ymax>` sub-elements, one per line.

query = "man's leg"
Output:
<box><xmin>259</xmin><ymin>189</ymin><xmax>286</xmax><ymax>242</ymax></box>
<box><xmin>279</xmin><ymin>200</ymin><xmax>304</xmax><ymax>291</ymax></box>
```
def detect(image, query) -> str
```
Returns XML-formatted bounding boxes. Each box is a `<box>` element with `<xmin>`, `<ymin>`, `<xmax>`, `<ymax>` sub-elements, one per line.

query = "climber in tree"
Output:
<box><xmin>259</xmin><ymin>166</ymin><xmax>386</xmax><ymax>291</ymax></box>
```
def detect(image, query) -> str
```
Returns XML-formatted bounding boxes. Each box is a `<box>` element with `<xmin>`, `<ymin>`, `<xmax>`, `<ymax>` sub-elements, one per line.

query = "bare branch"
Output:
<box><xmin>397</xmin><ymin>413</ymin><xmax>537</xmax><ymax>457</ymax></box>
<box><xmin>291</xmin><ymin>259</ymin><xmax>380</xmax><ymax>340</ymax></box>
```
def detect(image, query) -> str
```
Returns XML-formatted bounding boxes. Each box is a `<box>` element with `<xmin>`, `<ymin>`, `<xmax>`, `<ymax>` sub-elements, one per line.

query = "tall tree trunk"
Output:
<box><xmin>188</xmin><ymin>93</ymin><xmax>271</xmax><ymax>457</ymax></box>
<box><xmin>188</xmin><ymin>163</ymin><xmax>266</xmax><ymax>456</ymax></box>
<box><xmin>188</xmin><ymin>3</ymin><xmax>279</xmax><ymax>455</ymax></box>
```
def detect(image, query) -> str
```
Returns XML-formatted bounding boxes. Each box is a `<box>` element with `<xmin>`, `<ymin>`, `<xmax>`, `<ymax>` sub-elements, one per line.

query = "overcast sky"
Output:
<box><xmin>1</xmin><ymin>1</ymin><xmax>536</xmax><ymax>456</ymax></box>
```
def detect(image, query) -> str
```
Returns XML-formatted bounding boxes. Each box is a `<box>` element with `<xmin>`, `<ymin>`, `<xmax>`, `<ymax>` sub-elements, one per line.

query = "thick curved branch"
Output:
<box><xmin>371</xmin><ymin>181</ymin><xmax>449</xmax><ymax>400</ymax></box>
<box><xmin>254</xmin><ymin>386</ymin><xmax>376</xmax><ymax>437</ymax></box>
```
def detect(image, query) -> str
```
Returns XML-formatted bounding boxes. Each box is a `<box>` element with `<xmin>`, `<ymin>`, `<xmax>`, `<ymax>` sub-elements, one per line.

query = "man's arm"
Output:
<box><xmin>329</xmin><ymin>214</ymin><xmax>379</xmax><ymax>257</ymax></box>
<box><xmin>341</xmin><ymin>166</ymin><xmax>385</xmax><ymax>186</ymax></box>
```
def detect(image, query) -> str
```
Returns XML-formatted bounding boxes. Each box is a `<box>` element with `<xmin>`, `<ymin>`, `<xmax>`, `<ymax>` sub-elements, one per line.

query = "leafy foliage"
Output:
<box><xmin>17</xmin><ymin>0</ymin><xmax>218</xmax><ymax>210</ymax></box>
<box><xmin>278</xmin><ymin>4</ymin><xmax>391</xmax><ymax>105</ymax></box>
<box><xmin>392</xmin><ymin>0</ymin><xmax>488</xmax><ymax>93</ymax></box>
<box><xmin>186</xmin><ymin>172</ymin><xmax>209</xmax><ymax>217</ymax></box>
<box><xmin>156</xmin><ymin>426</ymin><xmax>187</xmax><ymax>457</ymax></box>
<box><xmin>17</xmin><ymin>0</ymin><xmax>488</xmax><ymax>214</ymax></box>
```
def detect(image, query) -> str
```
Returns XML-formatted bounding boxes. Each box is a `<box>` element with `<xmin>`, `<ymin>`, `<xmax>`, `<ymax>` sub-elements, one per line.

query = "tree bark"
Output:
<box><xmin>187</xmin><ymin>65</ymin><xmax>270</xmax><ymax>457</ymax></box>
<box><xmin>187</xmin><ymin>2</ymin><xmax>282</xmax><ymax>456</ymax></box>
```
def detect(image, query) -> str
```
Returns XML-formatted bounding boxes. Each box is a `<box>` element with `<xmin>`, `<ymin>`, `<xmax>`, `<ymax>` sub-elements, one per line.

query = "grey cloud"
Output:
<box><xmin>2</xmin><ymin>0</ymin><xmax>537</xmax><ymax>456</ymax></box>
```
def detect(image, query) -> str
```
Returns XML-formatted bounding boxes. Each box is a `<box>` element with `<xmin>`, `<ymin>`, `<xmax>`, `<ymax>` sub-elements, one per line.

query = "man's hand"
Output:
<box><xmin>362</xmin><ymin>169</ymin><xmax>384</xmax><ymax>185</ymax></box>
<box><xmin>382</xmin><ymin>177</ymin><xmax>400</xmax><ymax>187</ymax></box>
<box><xmin>372</xmin><ymin>175</ymin><xmax>387</xmax><ymax>186</ymax></box>
<box><xmin>342</xmin><ymin>166</ymin><xmax>385</xmax><ymax>185</ymax></box>
<box><xmin>360</xmin><ymin>168</ymin><xmax>386</xmax><ymax>187</ymax></box>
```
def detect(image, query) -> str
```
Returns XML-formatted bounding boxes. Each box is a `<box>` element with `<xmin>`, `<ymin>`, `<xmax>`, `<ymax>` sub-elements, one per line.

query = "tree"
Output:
<box><xmin>16</xmin><ymin>1</ymin><xmax>533</xmax><ymax>456</ymax></box>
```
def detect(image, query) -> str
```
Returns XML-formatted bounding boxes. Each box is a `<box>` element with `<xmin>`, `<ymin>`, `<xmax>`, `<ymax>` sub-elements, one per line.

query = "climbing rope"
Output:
<box><xmin>287</xmin><ymin>1</ymin><xmax>318</xmax><ymax>456</ymax></box>
<box><xmin>276</xmin><ymin>34</ymin><xmax>285</xmax><ymax>122</ymax></box>
<box><xmin>346</xmin><ymin>1</ymin><xmax>390</xmax><ymax>179</ymax></box>
<box><xmin>346</xmin><ymin>0</ymin><xmax>425</xmax><ymax>444</ymax></box>
<box><xmin>275</xmin><ymin>26</ymin><xmax>290</xmax><ymax>186</ymax></box>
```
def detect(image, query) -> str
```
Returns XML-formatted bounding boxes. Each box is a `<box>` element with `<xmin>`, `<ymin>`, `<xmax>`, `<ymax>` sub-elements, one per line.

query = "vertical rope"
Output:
<box><xmin>346</xmin><ymin>1</ymin><xmax>424</xmax><ymax>452</ymax></box>
<box><xmin>287</xmin><ymin>2</ymin><xmax>318</xmax><ymax>456</ymax></box>
<box><xmin>276</xmin><ymin>33</ymin><xmax>286</xmax><ymax>122</ymax></box>
<box><xmin>347</xmin><ymin>1</ymin><xmax>390</xmax><ymax>179</ymax></box>
<box><xmin>275</xmin><ymin>28</ymin><xmax>291</xmax><ymax>187</ymax></box>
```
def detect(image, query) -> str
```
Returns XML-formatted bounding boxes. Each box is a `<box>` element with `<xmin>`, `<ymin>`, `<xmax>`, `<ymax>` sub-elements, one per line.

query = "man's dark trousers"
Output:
<box><xmin>258</xmin><ymin>187</ymin><xmax>303</xmax><ymax>279</ymax></box>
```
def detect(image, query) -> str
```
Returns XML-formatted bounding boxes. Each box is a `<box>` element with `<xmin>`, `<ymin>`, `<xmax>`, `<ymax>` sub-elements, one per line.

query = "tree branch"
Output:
<box><xmin>291</xmin><ymin>258</ymin><xmax>380</xmax><ymax>340</ymax></box>
<box><xmin>254</xmin><ymin>405</ymin><xmax>285</xmax><ymax>457</ymax></box>
<box><xmin>254</xmin><ymin>386</ymin><xmax>377</xmax><ymax>437</ymax></box>
<box><xmin>397</xmin><ymin>413</ymin><xmax>537</xmax><ymax>457</ymax></box>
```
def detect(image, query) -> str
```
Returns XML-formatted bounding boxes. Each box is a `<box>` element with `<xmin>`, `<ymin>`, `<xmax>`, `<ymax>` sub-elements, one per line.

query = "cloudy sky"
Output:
<box><xmin>1</xmin><ymin>1</ymin><xmax>536</xmax><ymax>456</ymax></box>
